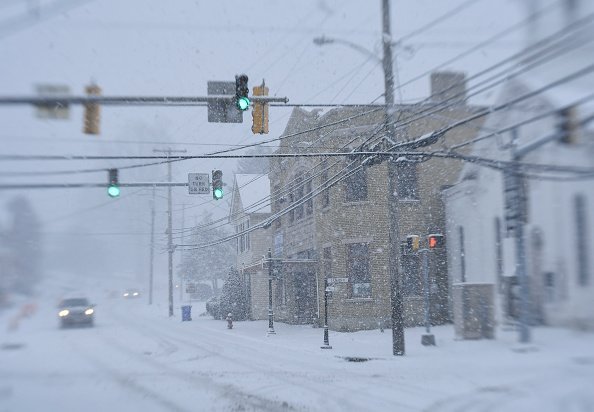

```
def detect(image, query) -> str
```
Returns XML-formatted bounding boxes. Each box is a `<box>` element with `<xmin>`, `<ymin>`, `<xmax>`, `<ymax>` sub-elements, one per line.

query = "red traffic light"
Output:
<box><xmin>428</xmin><ymin>234</ymin><xmax>444</xmax><ymax>249</ymax></box>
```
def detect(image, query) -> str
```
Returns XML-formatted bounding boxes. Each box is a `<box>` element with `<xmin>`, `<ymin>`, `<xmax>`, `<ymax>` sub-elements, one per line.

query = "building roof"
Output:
<box><xmin>232</xmin><ymin>174</ymin><xmax>271</xmax><ymax>215</ymax></box>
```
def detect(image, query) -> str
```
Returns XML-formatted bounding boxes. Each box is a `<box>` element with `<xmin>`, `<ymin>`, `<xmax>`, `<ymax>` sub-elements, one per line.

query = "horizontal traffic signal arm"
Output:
<box><xmin>0</xmin><ymin>95</ymin><xmax>288</xmax><ymax>106</ymax></box>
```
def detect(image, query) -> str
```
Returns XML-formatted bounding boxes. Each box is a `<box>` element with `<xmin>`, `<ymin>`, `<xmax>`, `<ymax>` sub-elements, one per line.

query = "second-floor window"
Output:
<box><xmin>345</xmin><ymin>164</ymin><xmax>367</xmax><ymax>202</ymax></box>
<box><xmin>396</xmin><ymin>162</ymin><xmax>418</xmax><ymax>200</ymax></box>
<box><xmin>295</xmin><ymin>174</ymin><xmax>304</xmax><ymax>220</ymax></box>
<box><xmin>321</xmin><ymin>168</ymin><xmax>330</xmax><ymax>208</ymax></box>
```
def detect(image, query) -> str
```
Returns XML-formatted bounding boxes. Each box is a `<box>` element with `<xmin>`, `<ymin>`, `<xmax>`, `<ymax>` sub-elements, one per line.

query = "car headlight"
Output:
<box><xmin>123</xmin><ymin>293</ymin><xmax>129</xmax><ymax>297</ymax></box>
<box><xmin>84</xmin><ymin>308</ymin><xmax>94</xmax><ymax>315</ymax></box>
<box><xmin>133</xmin><ymin>292</ymin><xmax>139</xmax><ymax>296</ymax></box>
<box><xmin>59</xmin><ymin>309</ymin><xmax>69</xmax><ymax>317</ymax></box>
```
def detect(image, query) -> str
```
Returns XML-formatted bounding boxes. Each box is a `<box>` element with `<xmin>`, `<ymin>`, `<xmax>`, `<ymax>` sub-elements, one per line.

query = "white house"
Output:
<box><xmin>443</xmin><ymin>0</ymin><xmax>594</xmax><ymax>330</ymax></box>
<box><xmin>229</xmin><ymin>174</ymin><xmax>272</xmax><ymax>320</ymax></box>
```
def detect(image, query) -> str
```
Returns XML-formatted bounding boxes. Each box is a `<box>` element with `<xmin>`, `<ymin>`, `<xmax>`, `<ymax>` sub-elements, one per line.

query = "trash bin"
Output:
<box><xmin>181</xmin><ymin>305</ymin><xmax>192</xmax><ymax>321</ymax></box>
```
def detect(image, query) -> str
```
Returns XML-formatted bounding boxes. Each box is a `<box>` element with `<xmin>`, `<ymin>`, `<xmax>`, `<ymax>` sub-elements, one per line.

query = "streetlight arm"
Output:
<box><xmin>313</xmin><ymin>35</ymin><xmax>382</xmax><ymax>64</ymax></box>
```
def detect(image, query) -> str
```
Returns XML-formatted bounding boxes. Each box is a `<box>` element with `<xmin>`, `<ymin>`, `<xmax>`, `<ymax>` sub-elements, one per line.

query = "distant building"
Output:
<box><xmin>229</xmin><ymin>174</ymin><xmax>272</xmax><ymax>320</ymax></box>
<box><xmin>268</xmin><ymin>72</ymin><xmax>485</xmax><ymax>330</ymax></box>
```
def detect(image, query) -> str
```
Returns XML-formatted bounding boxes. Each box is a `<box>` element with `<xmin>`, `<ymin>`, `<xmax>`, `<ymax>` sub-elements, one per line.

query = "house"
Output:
<box><xmin>443</xmin><ymin>0</ymin><xmax>594</xmax><ymax>330</ymax></box>
<box><xmin>229</xmin><ymin>174</ymin><xmax>272</xmax><ymax>320</ymax></box>
<box><xmin>268</xmin><ymin>72</ymin><xmax>486</xmax><ymax>331</ymax></box>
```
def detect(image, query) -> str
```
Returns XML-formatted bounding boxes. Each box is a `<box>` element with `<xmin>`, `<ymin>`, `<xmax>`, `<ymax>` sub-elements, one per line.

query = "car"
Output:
<box><xmin>58</xmin><ymin>297</ymin><xmax>95</xmax><ymax>328</ymax></box>
<box><xmin>122</xmin><ymin>289</ymin><xmax>141</xmax><ymax>298</ymax></box>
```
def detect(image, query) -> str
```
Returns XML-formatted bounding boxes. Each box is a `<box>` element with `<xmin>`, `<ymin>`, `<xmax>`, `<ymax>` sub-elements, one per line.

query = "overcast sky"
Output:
<box><xmin>0</xmin><ymin>0</ymin><xmax>527</xmax><ymax>287</ymax></box>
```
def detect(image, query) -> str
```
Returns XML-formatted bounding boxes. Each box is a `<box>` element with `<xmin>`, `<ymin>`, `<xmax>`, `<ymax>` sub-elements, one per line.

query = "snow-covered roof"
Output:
<box><xmin>234</xmin><ymin>174</ymin><xmax>271</xmax><ymax>214</ymax></box>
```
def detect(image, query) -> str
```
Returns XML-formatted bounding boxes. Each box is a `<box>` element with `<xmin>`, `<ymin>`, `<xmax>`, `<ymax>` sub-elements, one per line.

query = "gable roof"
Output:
<box><xmin>230</xmin><ymin>174</ymin><xmax>271</xmax><ymax>218</ymax></box>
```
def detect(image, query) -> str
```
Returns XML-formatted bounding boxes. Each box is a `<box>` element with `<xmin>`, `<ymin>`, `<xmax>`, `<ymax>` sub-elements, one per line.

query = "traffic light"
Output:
<box><xmin>406</xmin><ymin>235</ymin><xmax>420</xmax><ymax>252</ymax></box>
<box><xmin>107</xmin><ymin>168</ymin><xmax>120</xmax><ymax>198</ymax></box>
<box><xmin>83</xmin><ymin>83</ymin><xmax>101</xmax><ymax>135</ymax></box>
<box><xmin>212</xmin><ymin>169</ymin><xmax>223</xmax><ymax>200</ymax></box>
<box><xmin>252</xmin><ymin>81</ymin><xmax>269</xmax><ymax>134</ymax></box>
<box><xmin>428</xmin><ymin>234</ymin><xmax>445</xmax><ymax>249</ymax></box>
<box><xmin>235</xmin><ymin>74</ymin><xmax>250</xmax><ymax>111</ymax></box>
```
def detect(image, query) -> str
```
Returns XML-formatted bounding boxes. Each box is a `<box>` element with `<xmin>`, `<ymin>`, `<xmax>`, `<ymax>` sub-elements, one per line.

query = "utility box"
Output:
<box><xmin>452</xmin><ymin>283</ymin><xmax>495</xmax><ymax>340</ymax></box>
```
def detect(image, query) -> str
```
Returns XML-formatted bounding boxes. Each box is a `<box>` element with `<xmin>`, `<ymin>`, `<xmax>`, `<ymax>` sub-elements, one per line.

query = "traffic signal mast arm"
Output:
<box><xmin>0</xmin><ymin>95</ymin><xmax>288</xmax><ymax>106</ymax></box>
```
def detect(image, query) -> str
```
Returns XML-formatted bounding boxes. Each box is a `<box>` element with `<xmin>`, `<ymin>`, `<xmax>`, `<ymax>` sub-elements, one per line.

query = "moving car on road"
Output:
<box><xmin>122</xmin><ymin>289</ymin><xmax>141</xmax><ymax>298</ymax></box>
<box><xmin>58</xmin><ymin>297</ymin><xmax>95</xmax><ymax>328</ymax></box>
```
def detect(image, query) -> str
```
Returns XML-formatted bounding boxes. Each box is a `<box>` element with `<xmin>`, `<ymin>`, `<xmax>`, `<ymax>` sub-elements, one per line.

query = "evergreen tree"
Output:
<box><xmin>177</xmin><ymin>211</ymin><xmax>236</xmax><ymax>295</ymax></box>
<box><xmin>220</xmin><ymin>267</ymin><xmax>249</xmax><ymax>320</ymax></box>
<box><xmin>4</xmin><ymin>196</ymin><xmax>42</xmax><ymax>295</ymax></box>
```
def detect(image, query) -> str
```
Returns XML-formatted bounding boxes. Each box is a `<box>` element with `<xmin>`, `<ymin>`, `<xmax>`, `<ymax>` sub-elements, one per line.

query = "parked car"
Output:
<box><xmin>58</xmin><ymin>297</ymin><xmax>95</xmax><ymax>328</ymax></box>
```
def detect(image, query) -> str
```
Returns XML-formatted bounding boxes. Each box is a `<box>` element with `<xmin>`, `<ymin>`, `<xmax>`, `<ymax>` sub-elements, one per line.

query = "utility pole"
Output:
<box><xmin>382</xmin><ymin>0</ymin><xmax>405</xmax><ymax>356</ymax></box>
<box><xmin>149</xmin><ymin>185</ymin><xmax>156</xmax><ymax>305</ymax></box>
<box><xmin>509</xmin><ymin>129</ymin><xmax>531</xmax><ymax>343</ymax></box>
<box><xmin>153</xmin><ymin>148</ymin><xmax>187</xmax><ymax>317</ymax></box>
<box><xmin>180</xmin><ymin>203</ymin><xmax>186</xmax><ymax>302</ymax></box>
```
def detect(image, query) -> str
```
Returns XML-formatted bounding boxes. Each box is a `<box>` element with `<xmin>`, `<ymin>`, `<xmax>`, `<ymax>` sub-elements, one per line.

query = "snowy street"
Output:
<box><xmin>2</xmin><ymin>286</ymin><xmax>594</xmax><ymax>412</ymax></box>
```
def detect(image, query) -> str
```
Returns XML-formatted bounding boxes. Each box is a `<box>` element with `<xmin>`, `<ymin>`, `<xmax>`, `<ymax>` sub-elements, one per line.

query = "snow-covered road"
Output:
<box><xmin>2</xmin><ymin>289</ymin><xmax>594</xmax><ymax>412</ymax></box>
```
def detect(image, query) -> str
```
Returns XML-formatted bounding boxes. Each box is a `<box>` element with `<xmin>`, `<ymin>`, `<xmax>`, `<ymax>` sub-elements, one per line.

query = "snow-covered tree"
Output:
<box><xmin>220</xmin><ymin>267</ymin><xmax>249</xmax><ymax>320</ymax></box>
<box><xmin>2</xmin><ymin>196</ymin><xmax>42</xmax><ymax>295</ymax></box>
<box><xmin>177</xmin><ymin>211</ymin><xmax>235</xmax><ymax>295</ymax></box>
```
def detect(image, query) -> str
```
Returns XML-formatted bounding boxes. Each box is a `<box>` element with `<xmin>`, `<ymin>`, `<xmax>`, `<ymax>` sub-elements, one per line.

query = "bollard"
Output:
<box><xmin>226</xmin><ymin>313</ymin><xmax>233</xmax><ymax>329</ymax></box>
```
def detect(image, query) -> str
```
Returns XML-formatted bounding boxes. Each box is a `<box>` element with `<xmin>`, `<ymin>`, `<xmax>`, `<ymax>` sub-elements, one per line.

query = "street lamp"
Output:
<box><xmin>313</xmin><ymin>35</ymin><xmax>382</xmax><ymax>64</ymax></box>
<box><xmin>321</xmin><ymin>278</ymin><xmax>332</xmax><ymax>349</ymax></box>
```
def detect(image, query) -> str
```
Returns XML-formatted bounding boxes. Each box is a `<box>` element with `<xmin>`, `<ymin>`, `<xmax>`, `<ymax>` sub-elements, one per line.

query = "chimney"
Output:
<box><xmin>430</xmin><ymin>71</ymin><xmax>467</xmax><ymax>104</ymax></box>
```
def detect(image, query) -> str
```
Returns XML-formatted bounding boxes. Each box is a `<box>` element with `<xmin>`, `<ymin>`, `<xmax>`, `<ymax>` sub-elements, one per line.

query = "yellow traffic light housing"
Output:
<box><xmin>252</xmin><ymin>81</ymin><xmax>269</xmax><ymax>134</ymax></box>
<box><xmin>83</xmin><ymin>83</ymin><xmax>101</xmax><ymax>135</ymax></box>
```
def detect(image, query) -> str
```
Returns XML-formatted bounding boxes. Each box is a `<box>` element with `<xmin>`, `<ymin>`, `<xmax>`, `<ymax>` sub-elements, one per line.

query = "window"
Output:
<box><xmin>305</xmin><ymin>179</ymin><xmax>313</xmax><ymax>216</ymax></box>
<box><xmin>246</xmin><ymin>219</ymin><xmax>250</xmax><ymax>250</ymax></box>
<box><xmin>575</xmin><ymin>194</ymin><xmax>589</xmax><ymax>286</ymax></box>
<box><xmin>345</xmin><ymin>164</ymin><xmax>367</xmax><ymax>202</ymax></box>
<box><xmin>295</xmin><ymin>174</ymin><xmax>304</xmax><ymax>220</ymax></box>
<box><xmin>277</xmin><ymin>277</ymin><xmax>288</xmax><ymax>306</ymax></box>
<box><xmin>288</xmin><ymin>192</ymin><xmax>294</xmax><ymax>224</ymax></box>
<box><xmin>321</xmin><ymin>169</ymin><xmax>330</xmax><ymax>208</ymax></box>
<box><xmin>347</xmin><ymin>243</ymin><xmax>371</xmax><ymax>298</ymax></box>
<box><xmin>396</xmin><ymin>162</ymin><xmax>418</xmax><ymax>200</ymax></box>
<box><xmin>273</xmin><ymin>184</ymin><xmax>282</xmax><ymax>228</ymax></box>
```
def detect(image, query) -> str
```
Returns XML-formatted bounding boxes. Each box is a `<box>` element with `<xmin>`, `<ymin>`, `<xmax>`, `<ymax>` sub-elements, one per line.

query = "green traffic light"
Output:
<box><xmin>236</xmin><ymin>96</ymin><xmax>250</xmax><ymax>111</ymax></box>
<box><xmin>213</xmin><ymin>188</ymin><xmax>224</xmax><ymax>200</ymax></box>
<box><xmin>107</xmin><ymin>184</ymin><xmax>120</xmax><ymax>198</ymax></box>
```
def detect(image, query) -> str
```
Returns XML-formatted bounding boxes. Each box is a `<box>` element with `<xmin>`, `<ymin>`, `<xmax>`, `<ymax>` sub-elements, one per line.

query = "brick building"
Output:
<box><xmin>268</xmin><ymin>72</ymin><xmax>485</xmax><ymax>331</ymax></box>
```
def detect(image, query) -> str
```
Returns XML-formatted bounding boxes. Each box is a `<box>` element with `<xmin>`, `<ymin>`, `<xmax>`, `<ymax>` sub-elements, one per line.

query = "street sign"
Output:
<box><xmin>188</xmin><ymin>173</ymin><xmax>210</xmax><ymax>194</ymax></box>
<box><xmin>35</xmin><ymin>84</ymin><xmax>70</xmax><ymax>119</ymax></box>
<box><xmin>327</xmin><ymin>277</ymin><xmax>348</xmax><ymax>284</ymax></box>
<box><xmin>325</xmin><ymin>286</ymin><xmax>336</xmax><ymax>292</ymax></box>
<box><xmin>207</xmin><ymin>81</ymin><xmax>243</xmax><ymax>123</ymax></box>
